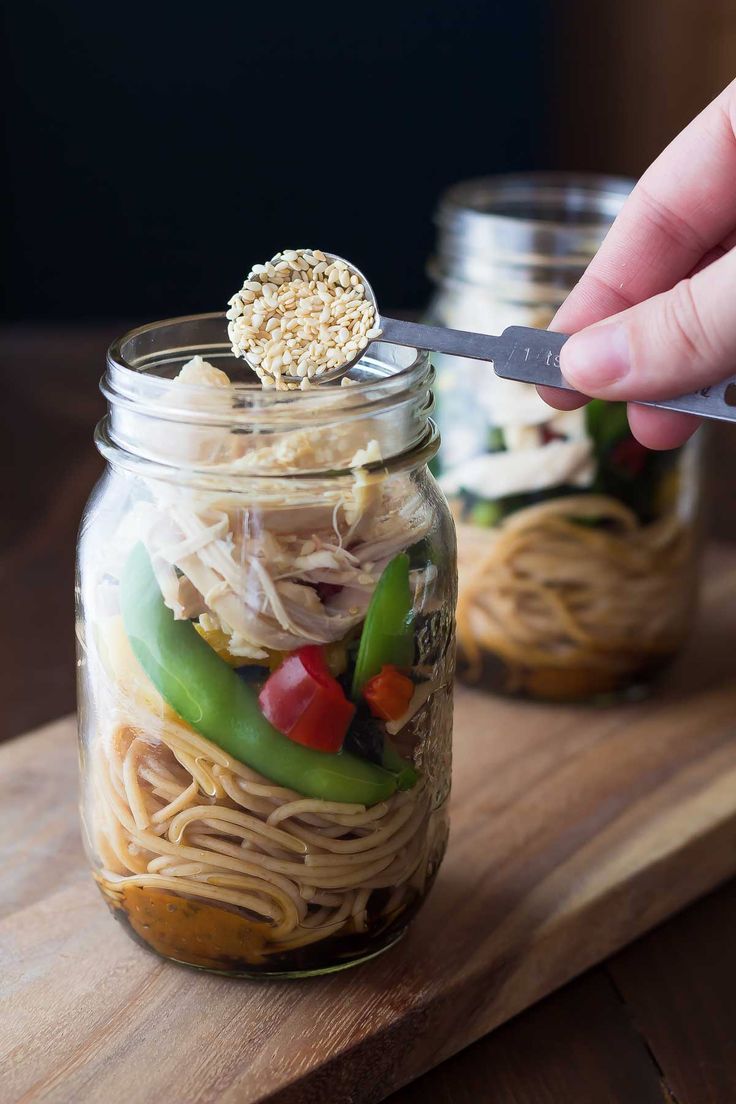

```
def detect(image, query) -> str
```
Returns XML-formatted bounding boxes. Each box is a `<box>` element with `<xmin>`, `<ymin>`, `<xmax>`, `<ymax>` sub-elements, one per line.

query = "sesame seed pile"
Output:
<box><xmin>227</xmin><ymin>249</ymin><xmax>382</xmax><ymax>390</ymax></box>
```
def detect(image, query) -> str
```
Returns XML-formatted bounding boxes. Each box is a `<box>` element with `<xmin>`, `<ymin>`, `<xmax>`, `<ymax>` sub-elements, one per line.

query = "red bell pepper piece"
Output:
<box><xmin>362</xmin><ymin>665</ymin><xmax>415</xmax><ymax>722</ymax></box>
<box><xmin>258</xmin><ymin>645</ymin><xmax>355</xmax><ymax>753</ymax></box>
<box><xmin>541</xmin><ymin>425</ymin><xmax>565</xmax><ymax>445</ymax></box>
<box><xmin>610</xmin><ymin>436</ymin><xmax>648</xmax><ymax>477</ymax></box>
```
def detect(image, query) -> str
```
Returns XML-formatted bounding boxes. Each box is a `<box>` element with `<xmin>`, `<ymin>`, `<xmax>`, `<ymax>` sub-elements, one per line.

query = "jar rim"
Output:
<box><xmin>100</xmin><ymin>312</ymin><xmax>436</xmax><ymax>481</ymax></box>
<box><xmin>429</xmin><ymin>172</ymin><xmax>635</xmax><ymax>290</ymax></box>
<box><xmin>106</xmin><ymin>311</ymin><xmax>430</xmax><ymax>415</ymax></box>
<box><xmin>436</xmin><ymin>172</ymin><xmax>634</xmax><ymax>232</ymax></box>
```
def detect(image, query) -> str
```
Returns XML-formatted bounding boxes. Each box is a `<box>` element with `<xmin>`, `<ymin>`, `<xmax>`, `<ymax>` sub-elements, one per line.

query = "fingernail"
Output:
<box><xmin>561</xmin><ymin>321</ymin><xmax>631</xmax><ymax>390</ymax></box>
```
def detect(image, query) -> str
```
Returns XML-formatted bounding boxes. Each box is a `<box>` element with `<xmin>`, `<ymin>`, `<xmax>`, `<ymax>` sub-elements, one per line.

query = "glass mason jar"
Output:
<box><xmin>77</xmin><ymin>314</ymin><xmax>456</xmax><ymax>978</ymax></box>
<box><xmin>428</xmin><ymin>174</ymin><xmax>703</xmax><ymax>703</ymax></box>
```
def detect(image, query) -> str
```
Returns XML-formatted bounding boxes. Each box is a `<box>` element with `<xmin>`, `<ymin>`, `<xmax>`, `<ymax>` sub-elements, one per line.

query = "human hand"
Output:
<box><xmin>540</xmin><ymin>79</ymin><xmax>736</xmax><ymax>449</ymax></box>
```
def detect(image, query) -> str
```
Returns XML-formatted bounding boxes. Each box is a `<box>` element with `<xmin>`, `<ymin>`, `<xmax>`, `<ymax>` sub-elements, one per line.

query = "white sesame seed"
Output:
<box><xmin>228</xmin><ymin>248</ymin><xmax>379</xmax><ymax>387</ymax></box>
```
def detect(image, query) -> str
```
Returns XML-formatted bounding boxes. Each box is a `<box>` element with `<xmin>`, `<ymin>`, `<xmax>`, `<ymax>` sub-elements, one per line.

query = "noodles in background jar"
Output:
<box><xmin>77</xmin><ymin>314</ymin><xmax>456</xmax><ymax>977</ymax></box>
<box><xmin>428</xmin><ymin>174</ymin><xmax>704</xmax><ymax>702</ymax></box>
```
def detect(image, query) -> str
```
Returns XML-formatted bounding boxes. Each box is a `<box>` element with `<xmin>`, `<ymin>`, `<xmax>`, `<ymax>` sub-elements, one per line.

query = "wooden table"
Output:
<box><xmin>2</xmin><ymin>324</ymin><xmax>735</xmax><ymax>1103</ymax></box>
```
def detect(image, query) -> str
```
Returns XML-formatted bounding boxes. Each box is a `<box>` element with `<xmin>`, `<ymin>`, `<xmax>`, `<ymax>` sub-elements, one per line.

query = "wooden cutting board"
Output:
<box><xmin>3</xmin><ymin>545</ymin><xmax>736</xmax><ymax>1104</ymax></box>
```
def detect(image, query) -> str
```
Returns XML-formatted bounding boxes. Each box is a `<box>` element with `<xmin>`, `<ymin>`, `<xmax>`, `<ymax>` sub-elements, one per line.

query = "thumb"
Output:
<box><xmin>560</xmin><ymin>245</ymin><xmax>736</xmax><ymax>401</ymax></box>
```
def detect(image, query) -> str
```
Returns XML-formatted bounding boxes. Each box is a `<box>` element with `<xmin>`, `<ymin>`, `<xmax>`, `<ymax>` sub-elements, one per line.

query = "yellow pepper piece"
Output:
<box><xmin>194</xmin><ymin>623</ymin><xmax>271</xmax><ymax>668</ymax></box>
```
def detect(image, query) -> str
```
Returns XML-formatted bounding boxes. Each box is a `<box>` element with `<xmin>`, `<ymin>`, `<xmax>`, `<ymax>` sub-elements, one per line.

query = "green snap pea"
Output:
<box><xmin>120</xmin><ymin>544</ymin><xmax>399</xmax><ymax>806</ymax></box>
<box><xmin>382</xmin><ymin>737</ymin><xmax>418</xmax><ymax>791</ymax></box>
<box><xmin>469</xmin><ymin>499</ymin><xmax>503</xmax><ymax>528</ymax></box>
<box><xmin>351</xmin><ymin>553</ymin><xmax>415</xmax><ymax>698</ymax></box>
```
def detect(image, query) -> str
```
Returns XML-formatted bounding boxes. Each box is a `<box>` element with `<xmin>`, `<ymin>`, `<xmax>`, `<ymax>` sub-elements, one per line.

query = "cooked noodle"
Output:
<box><xmin>92</xmin><ymin>703</ymin><xmax>433</xmax><ymax>955</ymax></box>
<box><xmin>455</xmin><ymin>494</ymin><xmax>694</xmax><ymax>681</ymax></box>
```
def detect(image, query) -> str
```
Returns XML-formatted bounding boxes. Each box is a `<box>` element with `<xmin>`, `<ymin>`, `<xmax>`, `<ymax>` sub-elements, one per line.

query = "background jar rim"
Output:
<box><xmin>428</xmin><ymin>171</ymin><xmax>635</xmax><ymax>289</ymax></box>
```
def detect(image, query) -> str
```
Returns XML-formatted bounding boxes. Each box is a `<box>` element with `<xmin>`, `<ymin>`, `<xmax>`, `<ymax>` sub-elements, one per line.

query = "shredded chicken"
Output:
<box><xmin>173</xmin><ymin>355</ymin><xmax>231</xmax><ymax>390</ymax></box>
<box><xmin>137</xmin><ymin>474</ymin><xmax>428</xmax><ymax>652</ymax></box>
<box><xmin>113</xmin><ymin>358</ymin><xmax>430</xmax><ymax>656</ymax></box>
<box><xmin>439</xmin><ymin>439</ymin><xmax>595</xmax><ymax>499</ymax></box>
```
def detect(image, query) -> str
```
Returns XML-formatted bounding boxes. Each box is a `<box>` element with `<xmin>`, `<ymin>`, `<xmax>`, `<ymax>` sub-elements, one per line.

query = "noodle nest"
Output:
<box><xmin>456</xmin><ymin>494</ymin><xmax>695</xmax><ymax>681</ymax></box>
<box><xmin>92</xmin><ymin>704</ymin><xmax>436</xmax><ymax>956</ymax></box>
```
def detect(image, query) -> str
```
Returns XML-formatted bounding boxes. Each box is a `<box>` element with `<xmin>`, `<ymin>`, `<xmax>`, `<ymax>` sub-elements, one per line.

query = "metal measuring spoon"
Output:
<box><xmin>317</xmin><ymin>254</ymin><xmax>736</xmax><ymax>424</ymax></box>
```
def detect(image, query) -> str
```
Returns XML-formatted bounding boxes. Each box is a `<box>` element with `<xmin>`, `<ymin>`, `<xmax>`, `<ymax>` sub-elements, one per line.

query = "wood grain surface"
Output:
<box><xmin>388</xmin><ymin>971</ymin><xmax>669</xmax><ymax>1104</ymax></box>
<box><xmin>2</xmin><ymin>549</ymin><xmax>736</xmax><ymax>1104</ymax></box>
<box><xmin>387</xmin><ymin>879</ymin><xmax>736</xmax><ymax>1104</ymax></box>
<box><xmin>608</xmin><ymin>880</ymin><xmax>736</xmax><ymax>1104</ymax></box>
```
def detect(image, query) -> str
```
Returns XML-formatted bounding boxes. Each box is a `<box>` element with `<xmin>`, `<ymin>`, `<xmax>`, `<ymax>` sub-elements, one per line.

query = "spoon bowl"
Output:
<box><xmin>309</xmin><ymin>253</ymin><xmax>382</xmax><ymax>385</ymax></box>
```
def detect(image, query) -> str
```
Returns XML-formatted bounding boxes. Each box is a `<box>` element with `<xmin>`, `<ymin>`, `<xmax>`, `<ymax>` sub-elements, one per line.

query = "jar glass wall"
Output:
<box><xmin>77</xmin><ymin>315</ymin><xmax>456</xmax><ymax>977</ymax></box>
<box><xmin>428</xmin><ymin>174</ymin><xmax>703</xmax><ymax>703</ymax></box>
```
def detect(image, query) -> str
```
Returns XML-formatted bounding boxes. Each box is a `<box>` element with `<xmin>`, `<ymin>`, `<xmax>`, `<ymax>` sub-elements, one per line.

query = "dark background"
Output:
<box><xmin>2</xmin><ymin>0</ymin><xmax>551</xmax><ymax>323</ymax></box>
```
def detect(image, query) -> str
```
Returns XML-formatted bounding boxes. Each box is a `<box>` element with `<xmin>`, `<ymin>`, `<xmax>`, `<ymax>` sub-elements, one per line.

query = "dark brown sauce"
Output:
<box><xmin>458</xmin><ymin>648</ymin><xmax>678</xmax><ymax>703</ymax></box>
<box><xmin>97</xmin><ymin>879</ymin><xmax>432</xmax><ymax>976</ymax></box>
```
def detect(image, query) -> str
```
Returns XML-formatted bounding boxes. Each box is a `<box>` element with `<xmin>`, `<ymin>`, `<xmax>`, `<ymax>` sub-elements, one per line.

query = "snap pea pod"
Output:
<box><xmin>382</xmin><ymin>737</ymin><xmax>418</xmax><ymax>791</ymax></box>
<box><xmin>352</xmin><ymin>553</ymin><xmax>414</xmax><ymax>698</ymax></box>
<box><xmin>120</xmin><ymin>544</ymin><xmax>399</xmax><ymax>806</ymax></box>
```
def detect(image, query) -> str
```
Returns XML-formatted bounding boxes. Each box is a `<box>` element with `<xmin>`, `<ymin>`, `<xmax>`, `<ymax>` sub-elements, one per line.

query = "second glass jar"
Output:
<box><xmin>428</xmin><ymin>174</ymin><xmax>702</xmax><ymax>702</ymax></box>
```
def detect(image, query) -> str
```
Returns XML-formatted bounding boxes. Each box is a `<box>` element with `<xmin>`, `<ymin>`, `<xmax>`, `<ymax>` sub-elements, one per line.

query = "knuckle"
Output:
<box><xmin>662</xmin><ymin>279</ymin><xmax>720</xmax><ymax>367</ymax></box>
<box><xmin>636</xmin><ymin>183</ymin><xmax>708</xmax><ymax>257</ymax></box>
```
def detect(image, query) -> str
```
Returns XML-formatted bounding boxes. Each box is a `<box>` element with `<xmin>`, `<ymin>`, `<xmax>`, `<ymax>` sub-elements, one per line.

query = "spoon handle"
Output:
<box><xmin>380</xmin><ymin>317</ymin><xmax>736</xmax><ymax>425</ymax></box>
